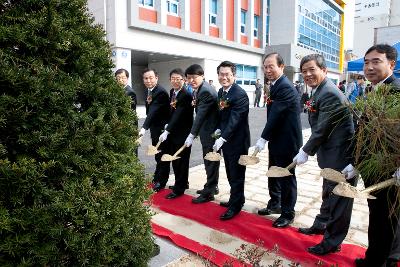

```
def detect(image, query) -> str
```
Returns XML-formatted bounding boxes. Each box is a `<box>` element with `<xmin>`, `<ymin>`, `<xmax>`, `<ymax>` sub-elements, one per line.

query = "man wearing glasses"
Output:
<box><xmin>157</xmin><ymin>68</ymin><xmax>194</xmax><ymax>199</ymax></box>
<box><xmin>184</xmin><ymin>64</ymin><xmax>220</xmax><ymax>204</ymax></box>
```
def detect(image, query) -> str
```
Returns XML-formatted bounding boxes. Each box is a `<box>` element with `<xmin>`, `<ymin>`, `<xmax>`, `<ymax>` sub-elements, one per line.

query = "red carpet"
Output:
<box><xmin>151</xmin><ymin>189</ymin><xmax>367</xmax><ymax>266</ymax></box>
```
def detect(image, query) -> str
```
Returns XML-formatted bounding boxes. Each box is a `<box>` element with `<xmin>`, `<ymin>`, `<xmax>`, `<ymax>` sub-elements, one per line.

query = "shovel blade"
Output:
<box><xmin>146</xmin><ymin>145</ymin><xmax>161</xmax><ymax>156</ymax></box>
<box><xmin>204</xmin><ymin>152</ymin><xmax>222</xmax><ymax>161</ymax></box>
<box><xmin>238</xmin><ymin>155</ymin><xmax>260</xmax><ymax>166</ymax></box>
<box><xmin>332</xmin><ymin>182</ymin><xmax>376</xmax><ymax>199</ymax></box>
<box><xmin>320</xmin><ymin>168</ymin><xmax>347</xmax><ymax>183</ymax></box>
<box><xmin>266</xmin><ymin>166</ymin><xmax>291</xmax><ymax>177</ymax></box>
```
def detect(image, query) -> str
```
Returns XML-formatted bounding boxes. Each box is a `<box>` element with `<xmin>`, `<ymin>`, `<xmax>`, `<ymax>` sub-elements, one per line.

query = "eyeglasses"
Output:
<box><xmin>170</xmin><ymin>78</ymin><xmax>183</xmax><ymax>81</ymax></box>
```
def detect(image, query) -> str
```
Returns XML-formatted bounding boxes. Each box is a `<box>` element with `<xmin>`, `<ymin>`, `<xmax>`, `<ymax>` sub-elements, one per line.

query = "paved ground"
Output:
<box><xmin>136</xmin><ymin>106</ymin><xmax>369</xmax><ymax>266</ymax></box>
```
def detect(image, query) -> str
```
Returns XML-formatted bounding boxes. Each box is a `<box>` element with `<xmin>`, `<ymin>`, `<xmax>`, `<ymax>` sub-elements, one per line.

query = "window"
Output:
<box><xmin>209</xmin><ymin>0</ymin><xmax>217</xmax><ymax>25</ymax></box>
<box><xmin>138</xmin><ymin>0</ymin><xmax>154</xmax><ymax>7</ymax></box>
<box><xmin>241</xmin><ymin>10</ymin><xmax>247</xmax><ymax>34</ymax></box>
<box><xmin>236</xmin><ymin>64</ymin><xmax>257</xmax><ymax>85</ymax></box>
<box><xmin>254</xmin><ymin>15</ymin><xmax>259</xmax><ymax>38</ymax></box>
<box><xmin>167</xmin><ymin>0</ymin><xmax>179</xmax><ymax>14</ymax></box>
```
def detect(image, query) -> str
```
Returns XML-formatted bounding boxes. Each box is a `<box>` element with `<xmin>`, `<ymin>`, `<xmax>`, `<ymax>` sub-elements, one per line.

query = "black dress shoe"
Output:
<box><xmin>272</xmin><ymin>217</ymin><xmax>293</xmax><ymax>228</ymax></box>
<box><xmin>153</xmin><ymin>182</ymin><xmax>164</xmax><ymax>192</ymax></box>
<box><xmin>257</xmin><ymin>207</ymin><xmax>281</xmax><ymax>215</ymax></box>
<box><xmin>219</xmin><ymin>201</ymin><xmax>230</xmax><ymax>207</ymax></box>
<box><xmin>220</xmin><ymin>209</ymin><xmax>240</xmax><ymax>220</ymax></box>
<box><xmin>196</xmin><ymin>187</ymin><xmax>219</xmax><ymax>195</ymax></box>
<box><xmin>192</xmin><ymin>195</ymin><xmax>215</xmax><ymax>204</ymax></box>
<box><xmin>307</xmin><ymin>243</ymin><xmax>341</xmax><ymax>255</ymax></box>
<box><xmin>165</xmin><ymin>192</ymin><xmax>183</xmax><ymax>199</ymax></box>
<box><xmin>355</xmin><ymin>258</ymin><xmax>366</xmax><ymax>267</ymax></box>
<box><xmin>298</xmin><ymin>226</ymin><xmax>325</xmax><ymax>235</ymax></box>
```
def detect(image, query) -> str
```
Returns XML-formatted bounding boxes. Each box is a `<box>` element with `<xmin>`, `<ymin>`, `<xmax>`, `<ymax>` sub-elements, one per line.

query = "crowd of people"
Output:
<box><xmin>115</xmin><ymin>44</ymin><xmax>399</xmax><ymax>266</ymax></box>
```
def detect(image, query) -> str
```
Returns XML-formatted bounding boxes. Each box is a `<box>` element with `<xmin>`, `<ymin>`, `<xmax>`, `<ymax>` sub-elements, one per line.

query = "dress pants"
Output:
<box><xmin>268</xmin><ymin>153</ymin><xmax>297</xmax><ymax>219</ymax></box>
<box><xmin>313</xmin><ymin>177</ymin><xmax>356</xmax><ymax>248</ymax></box>
<box><xmin>222</xmin><ymin>150</ymin><xmax>246</xmax><ymax>211</ymax></box>
<box><xmin>170</xmin><ymin>141</ymin><xmax>191</xmax><ymax>195</ymax></box>
<box><xmin>151</xmin><ymin>128</ymin><xmax>170</xmax><ymax>186</ymax></box>
<box><xmin>362</xmin><ymin>185</ymin><xmax>400</xmax><ymax>267</ymax></box>
<box><xmin>199</xmin><ymin>135</ymin><xmax>219</xmax><ymax>196</ymax></box>
<box><xmin>267</xmin><ymin>152</ymin><xmax>281</xmax><ymax>210</ymax></box>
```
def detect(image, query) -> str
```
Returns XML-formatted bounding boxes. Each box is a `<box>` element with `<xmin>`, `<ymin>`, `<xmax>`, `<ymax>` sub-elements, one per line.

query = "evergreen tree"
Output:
<box><xmin>0</xmin><ymin>0</ymin><xmax>153</xmax><ymax>265</ymax></box>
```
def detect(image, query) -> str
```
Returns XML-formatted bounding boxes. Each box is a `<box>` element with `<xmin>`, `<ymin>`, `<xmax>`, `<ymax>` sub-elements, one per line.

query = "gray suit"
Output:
<box><xmin>302</xmin><ymin>78</ymin><xmax>356</xmax><ymax>248</ymax></box>
<box><xmin>190</xmin><ymin>81</ymin><xmax>220</xmax><ymax>195</ymax></box>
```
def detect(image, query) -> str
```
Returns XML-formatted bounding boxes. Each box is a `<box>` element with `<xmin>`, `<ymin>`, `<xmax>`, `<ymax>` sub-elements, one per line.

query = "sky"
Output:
<box><xmin>344</xmin><ymin>0</ymin><xmax>355</xmax><ymax>50</ymax></box>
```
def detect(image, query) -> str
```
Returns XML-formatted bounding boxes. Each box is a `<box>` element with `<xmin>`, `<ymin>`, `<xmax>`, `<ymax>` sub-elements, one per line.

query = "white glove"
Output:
<box><xmin>164</xmin><ymin>124</ymin><xmax>168</xmax><ymax>130</ymax></box>
<box><xmin>255</xmin><ymin>138</ymin><xmax>267</xmax><ymax>151</ymax></box>
<box><xmin>158</xmin><ymin>131</ymin><xmax>169</xmax><ymax>143</ymax></box>
<box><xmin>184</xmin><ymin>134</ymin><xmax>195</xmax><ymax>147</ymax></box>
<box><xmin>293</xmin><ymin>148</ymin><xmax>309</xmax><ymax>165</ymax></box>
<box><xmin>341</xmin><ymin>164</ymin><xmax>358</xmax><ymax>179</ymax></box>
<box><xmin>393</xmin><ymin>167</ymin><xmax>400</xmax><ymax>179</ymax></box>
<box><xmin>214</xmin><ymin>129</ymin><xmax>221</xmax><ymax>136</ymax></box>
<box><xmin>213</xmin><ymin>137</ymin><xmax>225</xmax><ymax>151</ymax></box>
<box><xmin>139</xmin><ymin>128</ymin><xmax>146</xmax><ymax>136</ymax></box>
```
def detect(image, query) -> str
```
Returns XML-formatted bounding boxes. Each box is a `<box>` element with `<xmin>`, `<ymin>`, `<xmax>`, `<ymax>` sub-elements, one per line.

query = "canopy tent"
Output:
<box><xmin>347</xmin><ymin>42</ymin><xmax>400</xmax><ymax>77</ymax></box>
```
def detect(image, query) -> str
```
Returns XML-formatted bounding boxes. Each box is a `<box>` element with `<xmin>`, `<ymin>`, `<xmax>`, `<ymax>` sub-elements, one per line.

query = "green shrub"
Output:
<box><xmin>0</xmin><ymin>0</ymin><xmax>153</xmax><ymax>265</ymax></box>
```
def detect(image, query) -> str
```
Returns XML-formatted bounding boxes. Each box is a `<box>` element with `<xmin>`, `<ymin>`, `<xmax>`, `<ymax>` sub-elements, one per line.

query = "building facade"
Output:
<box><xmin>266</xmin><ymin>0</ymin><xmax>346</xmax><ymax>83</ymax></box>
<box><xmin>88</xmin><ymin>0</ymin><xmax>348</xmax><ymax>102</ymax></box>
<box><xmin>88</xmin><ymin>0</ymin><xmax>268</xmax><ymax>104</ymax></box>
<box><xmin>353</xmin><ymin>0</ymin><xmax>400</xmax><ymax>57</ymax></box>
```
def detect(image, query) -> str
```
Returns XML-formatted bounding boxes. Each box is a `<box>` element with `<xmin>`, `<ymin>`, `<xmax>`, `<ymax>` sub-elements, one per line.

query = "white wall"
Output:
<box><xmin>269</xmin><ymin>0</ymin><xmax>296</xmax><ymax>45</ymax></box>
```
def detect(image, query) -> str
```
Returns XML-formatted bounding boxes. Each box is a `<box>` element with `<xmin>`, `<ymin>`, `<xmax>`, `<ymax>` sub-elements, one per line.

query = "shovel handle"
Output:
<box><xmin>252</xmin><ymin>147</ymin><xmax>260</xmax><ymax>157</ymax></box>
<box><xmin>361</xmin><ymin>178</ymin><xmax>396</xmax><ymax>194</ymax></box>
<box><xmin>155</xmin><ymin>141</ymin><xmax>161</xmax><ymax>149</ymax></box>
<box><xmin>286</xmin><ymin>162</ymin><xmax>296</xmax><ymax>170</ymax></box>
<box><xmin>173</xmin><ymin>145</ymin><xmax>187</xmax><ymax>157</ymax></box>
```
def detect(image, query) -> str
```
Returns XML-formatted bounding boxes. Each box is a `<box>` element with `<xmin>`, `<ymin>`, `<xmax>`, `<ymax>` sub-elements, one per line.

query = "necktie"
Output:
<box><xmin>222</xmin><ymin>90</ymin><xmax>228</xmax><ymax>98</ymax></box>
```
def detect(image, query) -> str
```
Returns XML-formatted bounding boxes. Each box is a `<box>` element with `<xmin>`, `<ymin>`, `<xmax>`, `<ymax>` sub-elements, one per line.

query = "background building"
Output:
<box><xmin>88</xmin><ymin>0</ymin><xmax>267</xmax><ymax>105</ymax></box>
<box><xmin>266</xmin><ymin>0</ymin><xmax>347</xmax><ymax>84</ymax></box>
<box><xmin>353</xmin><ymin>0</ymin><xmax>400</xmax><ymax>57</ymax></box>
<box><xmin>88</xmin><ymin>0</ymin><xmax>349</xmax><ymax>103</ymax></box>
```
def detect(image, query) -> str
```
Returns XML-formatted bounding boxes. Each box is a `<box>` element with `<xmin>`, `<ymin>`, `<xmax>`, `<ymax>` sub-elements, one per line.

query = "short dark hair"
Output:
<box><xmin>217</xmin><ymin>61</ymin><xmax>236</xmax><ymax>75</ymax></box>
<box><xmin>142</xmin><ymin>68</ymin><xmax>158</xmax><ymax>77</ymax></box>
<box><xmin>300</xmin><ymin>54</ymin><xmax>327</xmax><ymax>71</ymax></box>
<box><xmin>115</xmin><ymin>68</ymin><xmax>129</xmax><ymax>78</ymax></box>
<box><xmin>185</xmin><ymin>64</ymin><xmax>204</xmax><ymax>76</ymax></box>
<box><xmin>169</xmin><ymin>68</ymin><xmax>185</xmax><ymax>78</ymax></box>
<box><xmin>364</xmin><ymin>44</ymin><xmax>398</xmax><ymax>62</ymax></box>
<box><xmin>263</xmin><ymin>52</ymin><xmax>284</xmax><ymax>66</ymax></box>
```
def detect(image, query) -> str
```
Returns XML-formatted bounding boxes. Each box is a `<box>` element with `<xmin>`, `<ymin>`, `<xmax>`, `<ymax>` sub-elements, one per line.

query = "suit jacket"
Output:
<box><xmin>261</xmin><ymin>75</ymin><xmax>302</xmax><ymax>156</ymax></box>
<box><xmin>302</xmin><ymin>78</ymin><xmax>354</xmax><ymax>170</ymax></box>
<box><xmin>143</xmin><ymin>84</ymin><xmax>170</xmax><ymax>139</ymax></box>
<box><xmin>124</xmin><ymin>85</ymin><xmax>137</xmax><ymax>111</ymax></box>
<box><xmin>190</xmin><ymin>81</ymin><xmax>219</xmax><ymax>146</ymax></box>
<box><xmin>166</xmin><ymin>87</ymin><xmax>194</xmax><ymax>145</ymax></box>
<box><xmin>218</xmin><ymin>83</ymin><xmax>250</xmax><ymax>156</ymax></box>
<box><xmin>384</xmin><ymin>74</ymin><xmax>400</xmax><ymax>91</ymax></box>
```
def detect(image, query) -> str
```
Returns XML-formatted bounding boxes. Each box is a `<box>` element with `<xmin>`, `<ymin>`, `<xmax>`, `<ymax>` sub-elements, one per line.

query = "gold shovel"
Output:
<box><xmin>238</xmin><ymin>147</ymin><xmax>260</xmax><ymax>166</ymax></box>
<box><xmin>204</xmin><ymin>148</ymin><xmax>222</xmax><ymax>161</ymax></box>
<box><xmin>161</xmin><ymin>145</ymin><xmax>187</xmax><ymax>162</ymax></box>
<box><xmin>320</xmin><ymin>168</ymin><xmax>347</xmax><ymax>183</ymax></box>
<box><xmin>146</xmin><ymin>141</ymin><xmax>162</xmax><ymax>156</ymax></box>
<box><xmin>266</xmin><ymin>162</ymin><xmax>297</xmax><ymax>177</ymax></box>
<box><xmin>135</xmin><ymin>135</ymin><xmax>143</xmax><ymax>145</ymax></box>
<box><xmin>333</xmin><ymin>176</ymin><xmax>400</xmax><ymax>199</ymax></box>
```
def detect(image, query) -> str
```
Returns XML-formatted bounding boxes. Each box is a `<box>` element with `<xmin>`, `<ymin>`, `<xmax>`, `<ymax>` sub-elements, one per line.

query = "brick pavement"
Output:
<box><xmin>164</xmin><ymin>128</ymin><xmax>369</xmax><ymax>248</ymax></box>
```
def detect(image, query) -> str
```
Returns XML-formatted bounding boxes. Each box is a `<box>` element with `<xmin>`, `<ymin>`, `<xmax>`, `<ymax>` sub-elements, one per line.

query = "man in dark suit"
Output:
<box><xmin>355</xmin><ymin>44</ymin><xmax>400</xmax><ymax>267</ymax></box>
<box><xmin>255</xmin><ymin>52</ymin><xmax>302</xmax><ymax>228</ymax></box>
<box><xmin>293</xmin><ymin>54</ymin><xmax>357</xmax><ymax>255</ymax></box>
<box><xmin>115</xmin><ymin>68</ymin><xmax>137</xmax><ymax>110</ymax></box>
<box><xmin>158</xmin><ymin>68</ymin><xmax>194</xmax><ymax>199</ymax></box>
<box><xmin>139</xmin><ymin>68</ymin><xmax>170</xmax><ymax>192</ymax></box>
<box><xmin>115</xmin><ymin>68</ymin><xmax>138</xmax><ymax>155</ymax></box>
<box><xmin>213</xmin><ymin>61</ymin><xmax>250</xmax><ymax>220</ymax></box>
<box><xmin>184</xmin><ymin>64</ymin><xmax>220</xmax><ymax>204</ymax></box>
